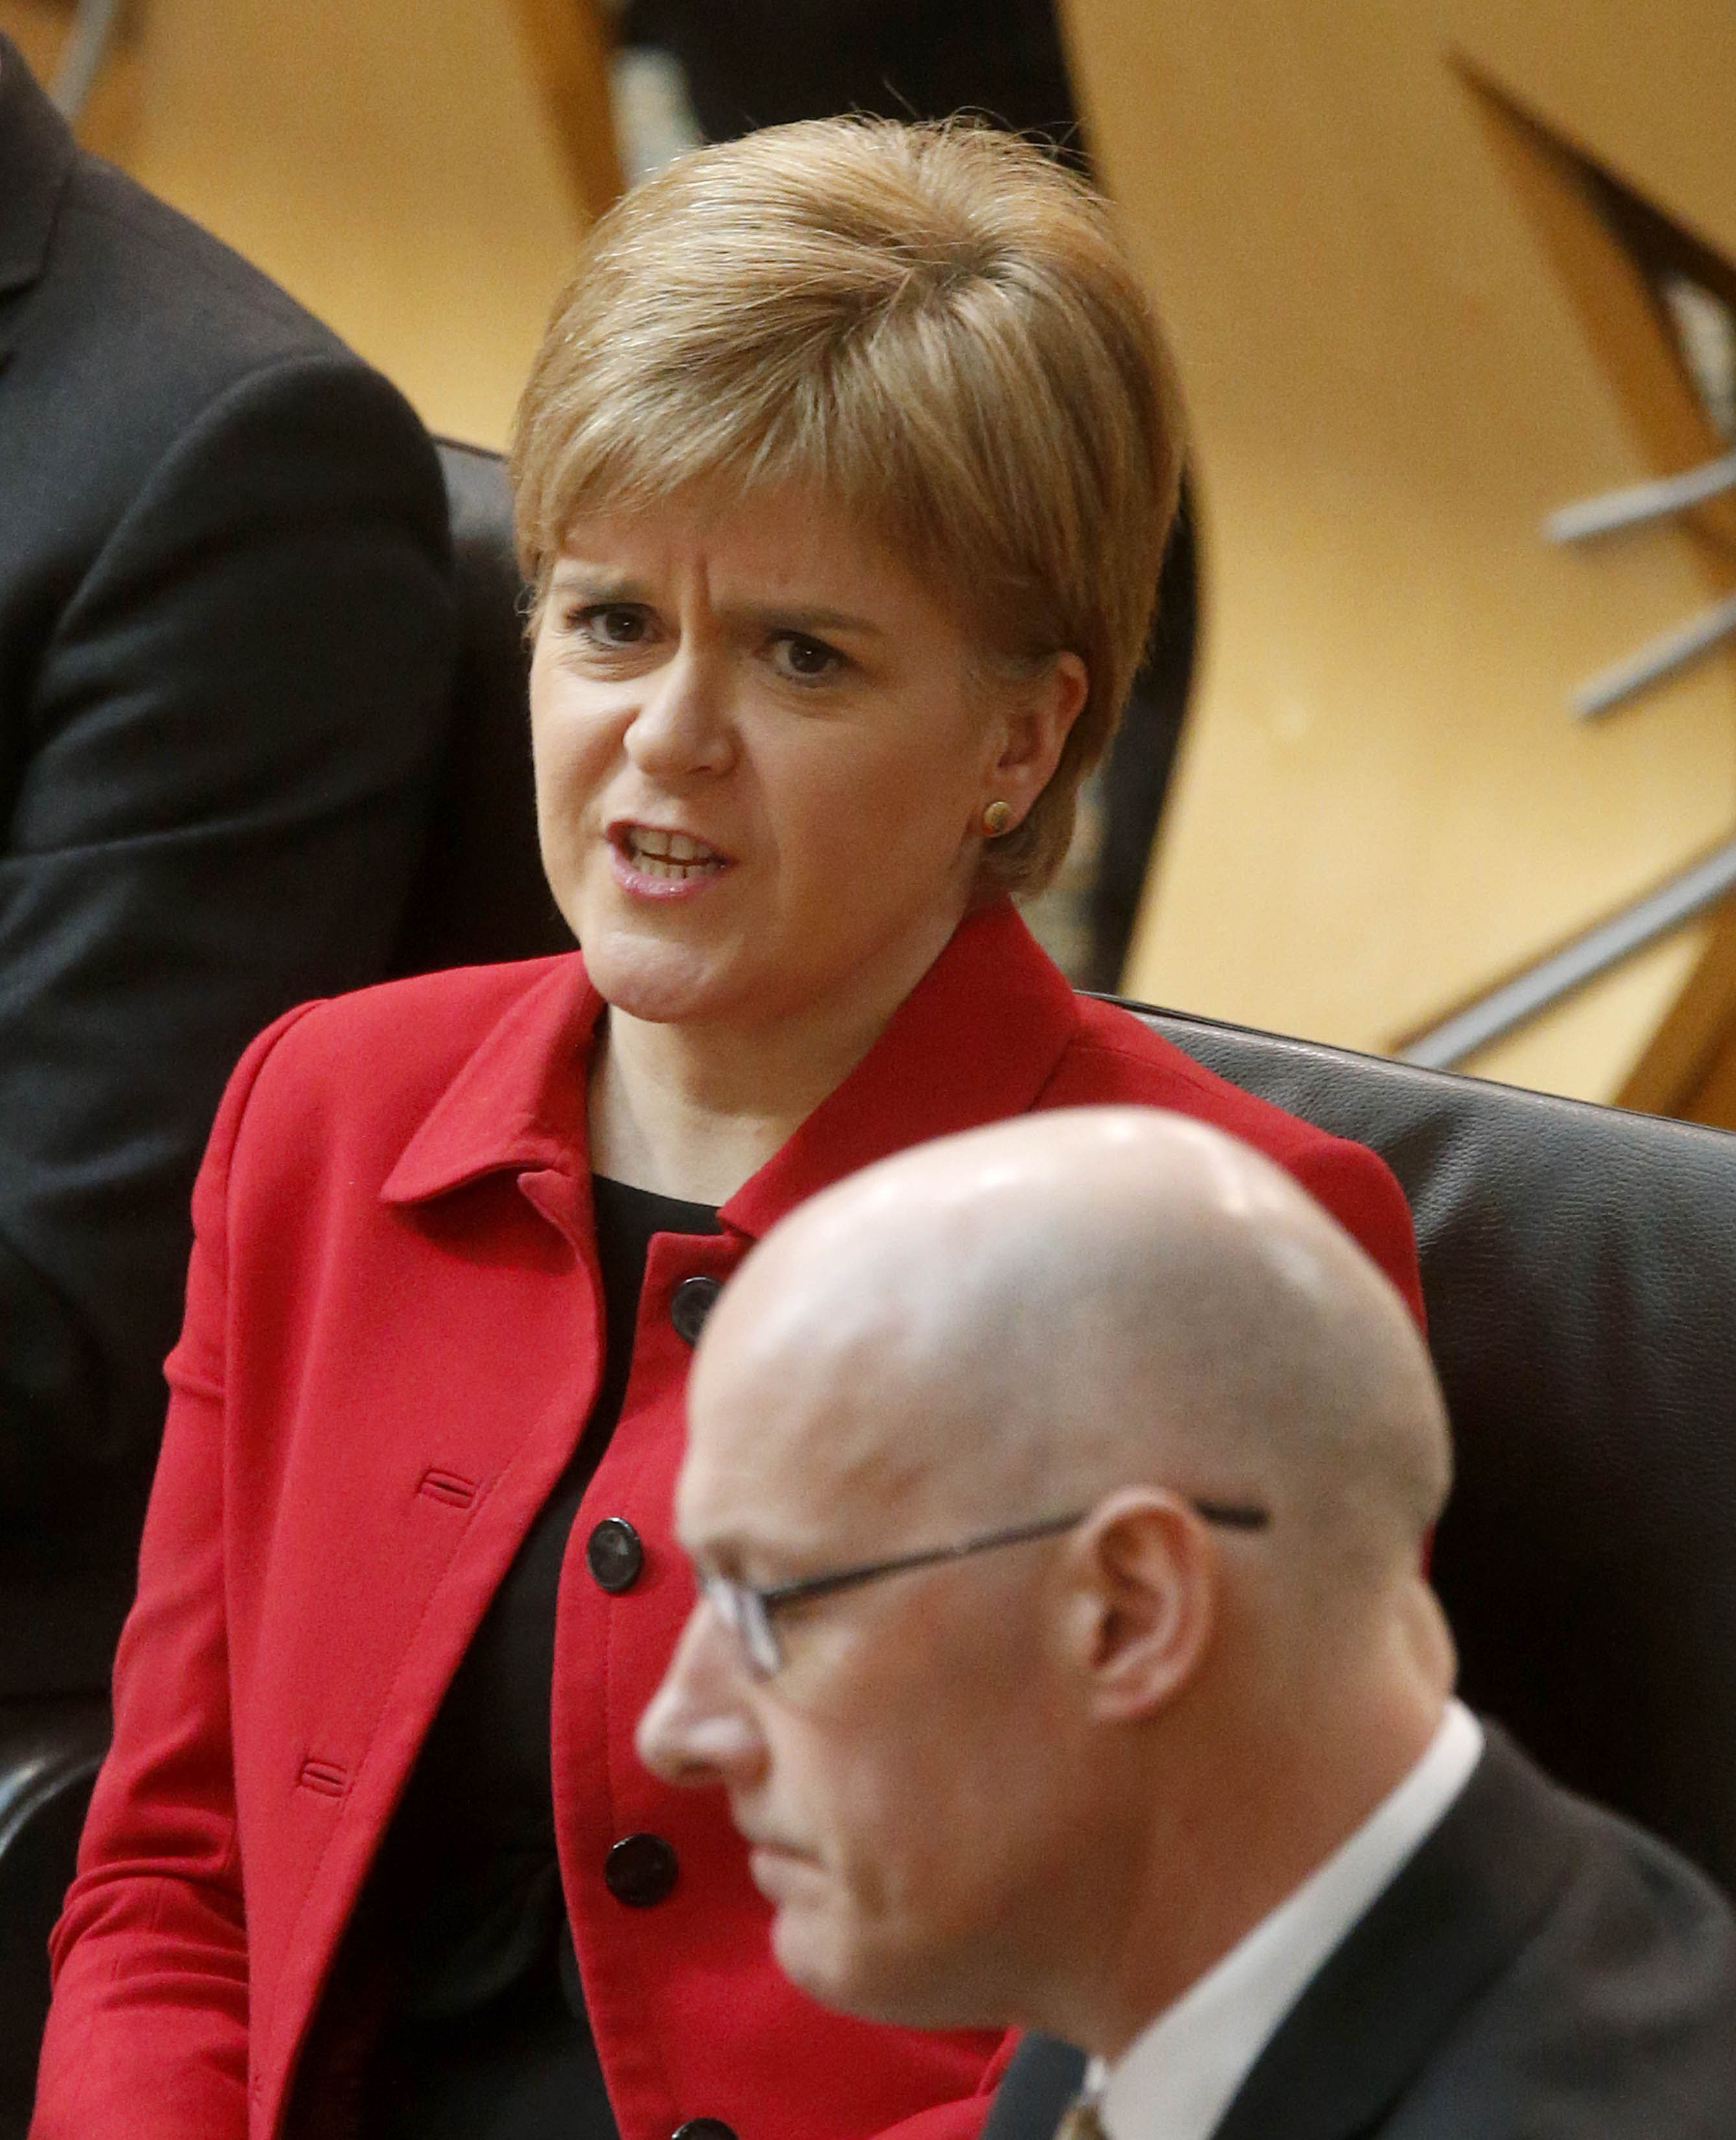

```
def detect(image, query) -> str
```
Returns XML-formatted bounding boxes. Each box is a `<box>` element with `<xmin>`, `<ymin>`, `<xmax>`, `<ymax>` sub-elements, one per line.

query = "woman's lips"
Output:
<box><xmin>608</xmin><ymin>823</ymin><xmax>733</xmax><ymax>897</ymax></box>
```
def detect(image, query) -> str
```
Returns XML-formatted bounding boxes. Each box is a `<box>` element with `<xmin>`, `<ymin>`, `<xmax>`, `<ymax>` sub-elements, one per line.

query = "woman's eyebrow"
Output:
<box><xmin>548</xmin><ymin>566</ymin><xmax>650</xmax><ymax>602</ymax></box>
<box><xmin>725</xmin><ymin>602</ymin><xmax>886</xmax><ymax>637</ymax></box>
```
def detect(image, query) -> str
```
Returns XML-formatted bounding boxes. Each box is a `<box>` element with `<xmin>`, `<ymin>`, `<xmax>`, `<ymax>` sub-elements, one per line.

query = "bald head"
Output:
<box><xmin>687</xmin><ymin>1108</ymin><xmax>1449</xmax><ymax>1625</ymax></box>
<box><xmin>646</xmin><ymin>1109</ymin><xmax>1455</xmax><ymax>2047</ymax></box>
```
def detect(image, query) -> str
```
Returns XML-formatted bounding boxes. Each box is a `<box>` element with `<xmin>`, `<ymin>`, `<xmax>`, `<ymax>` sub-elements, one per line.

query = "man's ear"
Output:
<box><xmin>1060</xmin><ymin>1489</ymin><xmax>1217</xmax><ymax>1724</ymax></box>
<box><xmin>979</xmin><ymin>652</ymin><xmax>1089</xmax><ymax>829</ymax></box>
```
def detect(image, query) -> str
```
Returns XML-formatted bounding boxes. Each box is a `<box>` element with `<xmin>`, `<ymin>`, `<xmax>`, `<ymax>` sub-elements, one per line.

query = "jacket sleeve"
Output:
<box><xmin>1285</xmin><ymin>1134</ymin><xmax>1427</xmax><ymax>1329</ymax></box>
<box><xmin>30</xmin><ymin>1008</ymin><xmax>316</xmax><ymax>2139</ymax></box>
<box><xmin>0</xmin><ymin>355</ymin><xmax>454</xmax><ymax>1621</ymax></box>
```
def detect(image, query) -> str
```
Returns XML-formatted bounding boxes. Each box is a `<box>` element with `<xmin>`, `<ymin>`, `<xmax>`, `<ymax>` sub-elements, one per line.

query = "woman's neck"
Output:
<box><xmin>587</xmin><ymin>917</ymin><xmax>963</xmax><ymax>1204</ymax></box>
<box><xmin>586</xmin><ymin>1023</ymin><xmax>824</xmax><ymax>1204</ymax></box>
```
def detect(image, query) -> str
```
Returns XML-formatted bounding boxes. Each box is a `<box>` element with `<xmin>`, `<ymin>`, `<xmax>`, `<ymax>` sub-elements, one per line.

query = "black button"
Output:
<box><xmin>605</xmin><ymin>1833</ymin><xmax>678</xmax><ymax>1907</ymax></box>
<box><xmin>586</xmin><ymin>1516</ymin><xmax>643</xmax><ymax>1593</ymax></box>
<box><xmin>670</xmin><ymin>1274</ymin><xmax>722</xmax><ymax>1345</ymax></box>
<box><xmin>672</xmin><ymin>2124</ymin><xmax>737</xmax><ymax>2140</ymax></box>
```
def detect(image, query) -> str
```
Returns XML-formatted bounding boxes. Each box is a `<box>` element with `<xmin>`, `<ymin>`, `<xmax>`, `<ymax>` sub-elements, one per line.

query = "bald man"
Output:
<box><xmin>638</xmin><ymin>1109</ymin><xmax>1736</xmax><ymax>2140</ymax></box>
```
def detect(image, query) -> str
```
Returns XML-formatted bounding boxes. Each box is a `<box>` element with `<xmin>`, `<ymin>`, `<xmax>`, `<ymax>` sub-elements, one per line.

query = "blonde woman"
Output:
<box><xmin>35</xmin><ymin>120</ymin><xmax>1422</xmax><ymax>2140</ymax></box>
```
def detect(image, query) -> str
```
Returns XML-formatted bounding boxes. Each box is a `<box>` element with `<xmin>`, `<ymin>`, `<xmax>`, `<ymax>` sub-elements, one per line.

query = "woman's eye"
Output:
<box><xmin>569</xmin><ymin>603</ymin><xmax>650</xmax><ymax>647</ymax></box>
<box><xmin>770</xmin><ymin>634</ymin><xmax>843</xmax><ymax>682</ymax></box>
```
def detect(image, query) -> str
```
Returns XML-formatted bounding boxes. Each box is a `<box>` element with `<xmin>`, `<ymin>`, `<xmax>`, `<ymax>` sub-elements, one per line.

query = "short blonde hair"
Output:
<box><xmin>511</xmin><ymin>117</ymin><xmax>1184</xmax><ymax>896</ymax></box>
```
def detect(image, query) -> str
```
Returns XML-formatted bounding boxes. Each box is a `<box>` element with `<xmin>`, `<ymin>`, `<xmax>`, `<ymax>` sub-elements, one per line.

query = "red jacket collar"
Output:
<box><xmin>381</xmin><ymin>960</ymin><xmax>604</xmax><ymax>1205</ymax></box>
<box><xmin>382</xmin><ymin>899</ymin><xmax>1081</xmax><ymax>1239</ymax></box>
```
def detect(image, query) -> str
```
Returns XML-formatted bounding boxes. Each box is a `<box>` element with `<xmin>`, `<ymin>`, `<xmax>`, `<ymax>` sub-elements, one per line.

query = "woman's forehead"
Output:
<box><xmin>551</xmin><ymin>481</ymin><xmax>962</xmax><ymax>623</ymax></box>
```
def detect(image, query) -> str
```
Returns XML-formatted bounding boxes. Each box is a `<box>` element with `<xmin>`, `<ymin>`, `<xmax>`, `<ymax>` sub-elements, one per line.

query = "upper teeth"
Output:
<box><xmin>634</xmin><ymin>828</ymin><xmax>715</xmax><ymax>862</ymax></box>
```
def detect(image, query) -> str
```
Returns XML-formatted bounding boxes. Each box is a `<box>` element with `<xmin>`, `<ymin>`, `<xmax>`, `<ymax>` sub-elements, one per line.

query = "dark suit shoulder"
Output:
<box><xmin>1</xmin><ymin>99</ymin><xmax>430</xmax><ymax>612</ymax></box>
<box><xmin>1</xmin><ymin>40</ymin><xmax>333</xmax><ymax>387</ymax></box>
<box><xmin>1395</xmin><ymin>1772</ymin><xmax>1736</xmax><ymax>2138</ymax></box>
<box><xmin>1220</xmin><ymin>1731</ymin><xmax>1736</xmax><ymax>2140</ymax></box>
<box><xmin>14</xmin><ymin>152</ymin><xmax>370</xmax><ymax>541</ymax></box>
<box><xmin>56</xmin><ymin>144</ymin><xmax>345</xmax><ymax>376</ymax></box>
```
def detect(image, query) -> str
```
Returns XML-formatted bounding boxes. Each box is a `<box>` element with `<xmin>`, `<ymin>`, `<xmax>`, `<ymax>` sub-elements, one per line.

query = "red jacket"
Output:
<box><xmin>36</xmin><ymin>902</ymin><xmax>1422</xmax><ymax>2140</ymax></box>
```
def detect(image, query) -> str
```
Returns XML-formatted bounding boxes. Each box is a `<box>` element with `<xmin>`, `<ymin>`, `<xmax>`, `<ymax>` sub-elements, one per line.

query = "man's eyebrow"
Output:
<box><xmin>683</xmin><ymin>1528</ymin><xmax>747</xmax><ymax>1571</ymax></box>
<box><xmin>684</xmin><ymin>1521</ymin><xmax>818</xmax><ymax>1574</ymax></box>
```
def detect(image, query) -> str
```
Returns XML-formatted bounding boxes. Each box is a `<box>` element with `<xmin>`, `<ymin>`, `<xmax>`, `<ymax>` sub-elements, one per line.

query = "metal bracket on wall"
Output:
<box><xmin>1547</xmin><ymin>449</ymin><xmax>1736</xmax><ymax>718</ymax></box>
<box><xmin>1397</xmin><ymin>831</ymin><xmax>1736</xmax><ymax>1069</ymax></box>
<box><xmin>49</xmin><ymin>0</ymin><xmax>126</xmax><ymax>123</ymax></box>
<box><xmin>1570</xmin><ymin>589</ymin><xmax>1736</xmax><ymax>720</ymax></box>
<box><xmin>1546</xmin><ymin>449</ymin><xmax>1736</xmax><ymax>543</ymax></box>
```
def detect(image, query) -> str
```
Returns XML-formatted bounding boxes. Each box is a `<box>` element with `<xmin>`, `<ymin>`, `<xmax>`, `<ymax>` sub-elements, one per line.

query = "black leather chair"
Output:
<box><xmin>1128</xmin><ymin>1002</ymin><xmax>1736</xmax><ymax>1897</ymax></box>
<box><xmin>0</xmin><ymin>1702</ymin><xmax>110</xmax><ymax>2119</ymax></box>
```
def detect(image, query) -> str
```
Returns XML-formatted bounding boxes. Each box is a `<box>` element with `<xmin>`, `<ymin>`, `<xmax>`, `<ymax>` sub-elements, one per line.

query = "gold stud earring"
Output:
<box><xmin>981</xmin><ymin>800</ymin><xmax>1013</xmax><ymax>838</ymax></box>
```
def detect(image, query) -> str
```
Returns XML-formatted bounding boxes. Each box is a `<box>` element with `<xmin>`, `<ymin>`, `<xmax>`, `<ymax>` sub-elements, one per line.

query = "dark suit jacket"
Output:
<box><xmin>0</xmin><ymin>41</ymin><xmax>457</xmax><ymax>1693</ymax></box>
<box><xmin>983</xmin><ymin>1728</ymin><xmax>1736</xmax><ymax>2140</ymax></box>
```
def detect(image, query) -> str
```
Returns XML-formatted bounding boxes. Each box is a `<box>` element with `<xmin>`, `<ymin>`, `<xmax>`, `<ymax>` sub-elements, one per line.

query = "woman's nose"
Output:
<box><xmin>623</xmin><ymin>648</ymin><xmax>734</xmax><ymax>781</ymax></box>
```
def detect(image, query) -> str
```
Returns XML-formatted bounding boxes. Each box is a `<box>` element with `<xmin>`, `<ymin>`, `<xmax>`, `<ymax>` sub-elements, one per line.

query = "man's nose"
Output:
<box><xmin>637</xmin><ymin>1604</ymin><xmax>766</xmax><ymax>1787</ymax></box>
<box><xmin>624</xmin><ymin>647</ymin><xmax>734</xmax><ymax>779</ymax></box>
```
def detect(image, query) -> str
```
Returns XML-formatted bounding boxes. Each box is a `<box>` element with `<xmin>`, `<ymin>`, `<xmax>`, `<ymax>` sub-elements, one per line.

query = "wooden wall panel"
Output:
<box><xmin>119</xmin><ymin>0</ymin><xmax>595</xmax><ymax>447</ymax></box>
<box><xmin>1447</xmin><ymin>1</ymin><xmax>1736</xmax><ymax>267</ymax></box>
<box><xmin>1</xmin><ymin>0</ymin><xmax>141</xmax><ymax>163</ymax></box>
<box><xmin>1061</xmin><ymin>0</ymin><xmax>1736</xmax><ymax>1104</ymax></box>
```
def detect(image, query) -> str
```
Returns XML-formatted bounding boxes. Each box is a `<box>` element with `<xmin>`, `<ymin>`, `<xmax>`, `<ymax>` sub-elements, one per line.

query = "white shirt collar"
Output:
<box><xmin>1091</xmin><ymin>1700</ymin><xmax>1484</xmax><ymax>2140</ymax></box>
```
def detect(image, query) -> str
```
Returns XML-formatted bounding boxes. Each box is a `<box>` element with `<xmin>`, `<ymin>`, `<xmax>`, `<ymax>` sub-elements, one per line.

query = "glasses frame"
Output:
<box><xmin>698</xmin><ymin>1495</ymin><xmax>1271</xmax><ymax>1680</ymax></box>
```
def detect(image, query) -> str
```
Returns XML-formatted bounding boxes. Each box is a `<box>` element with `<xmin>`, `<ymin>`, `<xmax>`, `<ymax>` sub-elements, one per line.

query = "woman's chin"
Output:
<box><xmin>583</xmin><ymin>931</ymin><xmax>745</xmax><ymax>1029</ymax></box>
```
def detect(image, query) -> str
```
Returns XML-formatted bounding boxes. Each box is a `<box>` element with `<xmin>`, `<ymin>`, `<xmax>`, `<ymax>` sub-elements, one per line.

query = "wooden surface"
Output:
<box><xmin>1</xmin><ymin>0</ymin><xmax>141</xmax><ymax>161</ymax></box>
<box><xmin>1061</xmin><ymin>0</ymin><xmax>1736</xmax><ymax>1107</ymax></box>
<box><xmin>11</xmin><ymin>0</ymin><xmax>611</xmax><ymax>447</ymax></box>
<box><xmin>510</xmin><ymin>0</ymin><xmax>624</xmax><ymax>224</ymax></box>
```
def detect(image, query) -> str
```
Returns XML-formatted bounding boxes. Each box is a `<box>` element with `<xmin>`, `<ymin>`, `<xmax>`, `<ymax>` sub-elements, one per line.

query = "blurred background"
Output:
<box><xmin>11</xmin><ymin>0</ymin><xmax>1736</xmax><ymax>1122</ymax></box>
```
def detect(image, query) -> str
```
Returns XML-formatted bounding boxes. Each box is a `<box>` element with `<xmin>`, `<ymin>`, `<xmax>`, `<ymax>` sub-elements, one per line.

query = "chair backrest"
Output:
<box><xmin>0</xmin><ymin>1697</ymin><xmax>110</xmax><ymax>2131</ymax></box>
<box><xmin>389</xmin><ymin>439</ymin><xmax>575</xmax><ymax>977</ymax></box>
<box><xmin>1130</xmin><ymin>997</ymin><xmax>1736</xmax><ymax>1896</ymax></box>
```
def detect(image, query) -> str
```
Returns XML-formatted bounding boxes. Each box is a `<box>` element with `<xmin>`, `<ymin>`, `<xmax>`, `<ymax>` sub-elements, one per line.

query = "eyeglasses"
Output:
<box><xmin>698</xmin><ymin>1495</ymin><xmax>1271</xmax><ymax>1680</ymax></box>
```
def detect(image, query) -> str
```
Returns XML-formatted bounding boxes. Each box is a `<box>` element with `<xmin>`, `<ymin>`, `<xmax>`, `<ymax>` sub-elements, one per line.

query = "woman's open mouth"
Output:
<box><xmin>610</xmin><ymin>824</ymin><xmax>733</xmax><ymax>889</ymax></box>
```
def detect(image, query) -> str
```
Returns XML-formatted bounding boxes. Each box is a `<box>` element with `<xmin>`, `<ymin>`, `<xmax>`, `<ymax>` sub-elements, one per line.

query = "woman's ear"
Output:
<box><xmin>982</xmin><ymin>652</ymin><xmax>1089</xmax><ymax>828</ymax></box>
<box><xmin>1058</xmin><ymin>1488</ymin><xmax>1218</xmax><ymax>1724</ymax></box>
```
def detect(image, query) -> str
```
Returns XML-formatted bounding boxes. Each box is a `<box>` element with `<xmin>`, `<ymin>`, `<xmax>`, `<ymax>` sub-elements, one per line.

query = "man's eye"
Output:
<box><xmin>770</xmin><ymin>634</ymin><xmax>842</xmax><ymax>682</ymax></box>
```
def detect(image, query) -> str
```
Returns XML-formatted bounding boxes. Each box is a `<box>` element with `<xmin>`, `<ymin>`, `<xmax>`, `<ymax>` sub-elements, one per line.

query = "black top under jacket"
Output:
<box><xmin>357</xmin><ymin>1178</ymin><xmax>720</xmax><ymax>2140</ymax></box>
